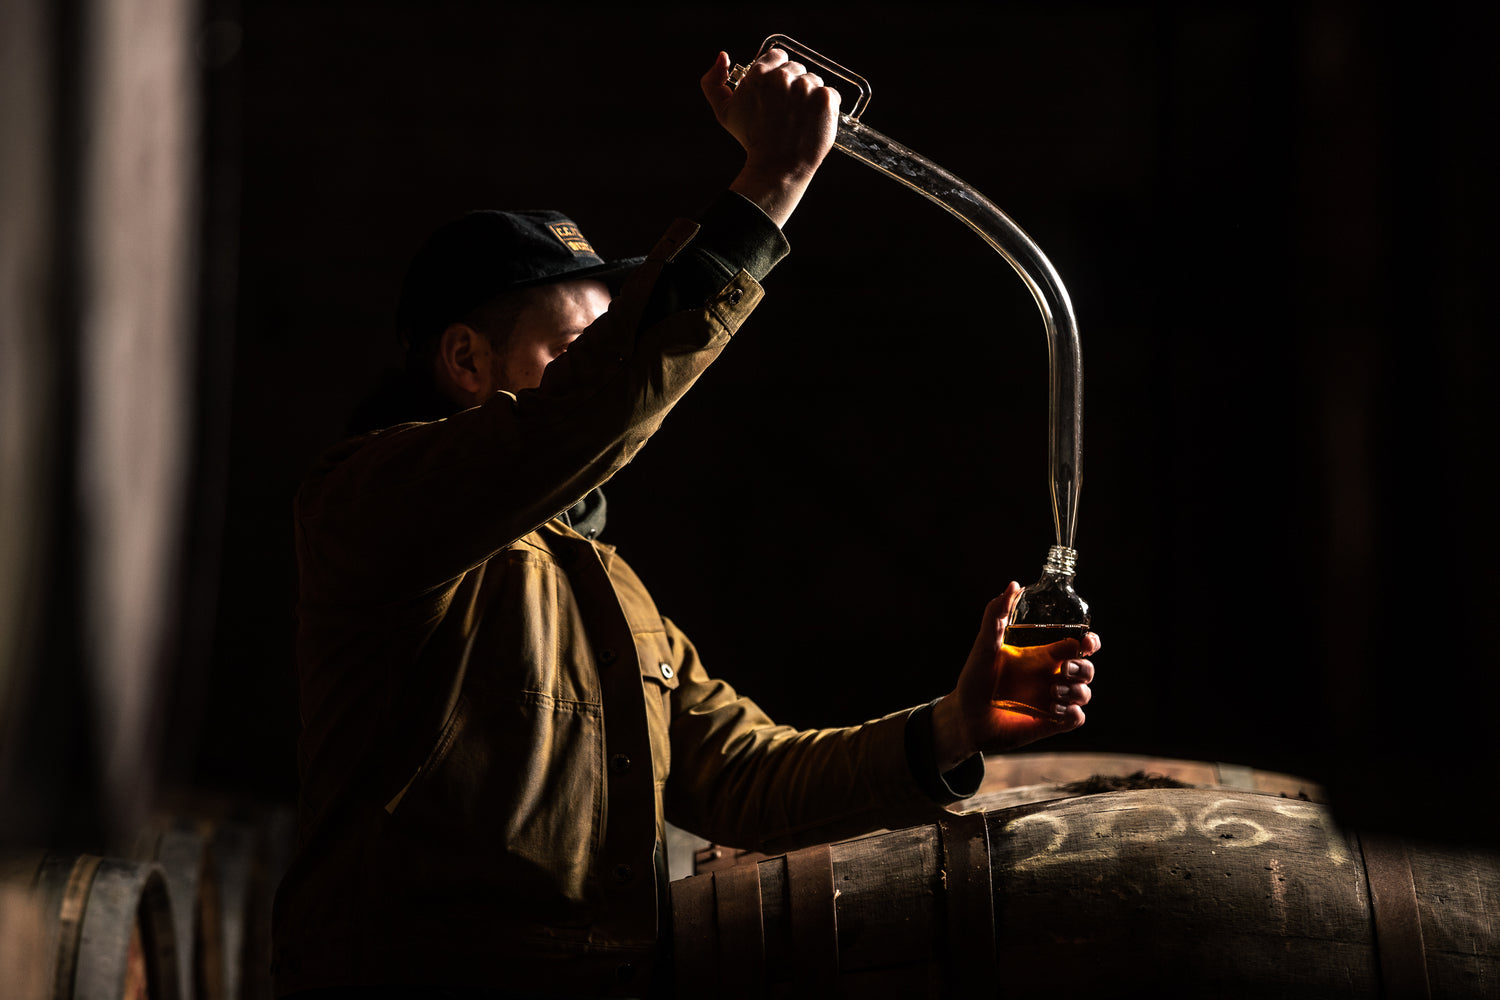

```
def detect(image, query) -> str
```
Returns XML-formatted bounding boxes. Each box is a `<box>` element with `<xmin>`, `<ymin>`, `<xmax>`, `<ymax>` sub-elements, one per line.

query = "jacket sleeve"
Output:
<box><xmin>660</xmin><ymin>617</ymin><xmax>983</xmax><ymax>854</ymax></box>
<box><xmin>295</xmin><ymin>194</ymin><xmax>788</xmax><ymax>604</ymax></box>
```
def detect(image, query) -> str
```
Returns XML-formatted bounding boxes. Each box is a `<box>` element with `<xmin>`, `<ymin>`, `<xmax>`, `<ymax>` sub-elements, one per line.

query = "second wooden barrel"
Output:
<box><xmin>128</xmin><ymin>801</ymin><xmax>296</xmax><ymax>1000</ymax></box>
<box><xmin>671</xmin><ymin>788</ymin><xmax>1499</xmax><ymax>998</ymax></box>
<box><xmin>2</xmin><ymin>852</ymin><xmax>181</xmax><ymax>1000</ymax></box>
<box><xmin>132</xmin><ymin>821</ymin><xmax>219</xmax><ymax>1000</ymax></box>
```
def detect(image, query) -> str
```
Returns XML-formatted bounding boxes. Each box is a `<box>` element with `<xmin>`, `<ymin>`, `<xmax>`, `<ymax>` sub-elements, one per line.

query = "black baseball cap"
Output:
<box><xmin>395</xmin><ymin>209</ymin><xmax>644</xmax><ymax>347</ymax></box>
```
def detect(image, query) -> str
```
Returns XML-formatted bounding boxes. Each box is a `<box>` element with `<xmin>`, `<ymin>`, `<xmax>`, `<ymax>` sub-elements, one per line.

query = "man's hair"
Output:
<box><xmin>404</xmin><ymin>285</ymin><xmax>541</xmax><ymax>377</ymax></box>
<box><xmin>347</xmin><ymin>286</ymin><xmax>547</xmax><ymax>438</ymax></box>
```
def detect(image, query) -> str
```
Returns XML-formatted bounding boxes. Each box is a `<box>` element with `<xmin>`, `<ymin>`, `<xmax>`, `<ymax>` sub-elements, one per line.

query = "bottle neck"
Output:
<box><xmin>1042</xmin><ymin>544</ymin><xmax>1079</xmax><ymax>579</ymax></box>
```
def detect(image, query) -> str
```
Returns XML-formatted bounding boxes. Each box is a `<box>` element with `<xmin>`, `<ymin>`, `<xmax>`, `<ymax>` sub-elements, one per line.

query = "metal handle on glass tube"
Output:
<box><xmin>731</xmin><ymin>35</ymin><xmax>1083</xmax><ymax>551</ymax></box>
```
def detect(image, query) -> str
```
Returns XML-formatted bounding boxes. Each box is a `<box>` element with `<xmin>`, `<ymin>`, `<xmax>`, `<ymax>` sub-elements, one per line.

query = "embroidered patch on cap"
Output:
<box><xmin>549</xmin><ymin>223</ymin><xmax>595</xmax><ymax>256</ymax></box>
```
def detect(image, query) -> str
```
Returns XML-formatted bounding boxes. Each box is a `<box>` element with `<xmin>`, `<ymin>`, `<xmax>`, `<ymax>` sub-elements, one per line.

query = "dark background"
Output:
<box><xmin>175</xmin><ymin>2</ymin><xmax>1493</xmax><ymax>841</ymax></box>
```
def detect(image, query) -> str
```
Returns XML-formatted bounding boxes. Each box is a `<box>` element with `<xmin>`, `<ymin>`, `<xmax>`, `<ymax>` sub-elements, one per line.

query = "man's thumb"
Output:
<box><xmin>699</xmin><ymin>52</ymin><xmax>733</xmax><ymax>116</ymax></box>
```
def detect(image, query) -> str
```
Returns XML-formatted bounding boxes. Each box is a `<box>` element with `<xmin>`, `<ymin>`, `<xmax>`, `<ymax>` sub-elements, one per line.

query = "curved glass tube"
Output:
<box><xmin>732</xmin><ymin>35</ymin><xmax>1083</xmax><ymax>550</ymax></box>
<box><xmin>834</xmin><ymin>119</ymin><xmax>1082</xmax><ymax>551</ymax></box>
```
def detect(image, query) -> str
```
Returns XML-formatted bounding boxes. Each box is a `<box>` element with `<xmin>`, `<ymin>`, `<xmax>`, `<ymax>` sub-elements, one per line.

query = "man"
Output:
<box><xmin>273</xmin><ymin>48</ymin><xmax>1099</xmax><ymax>998</ymax></box>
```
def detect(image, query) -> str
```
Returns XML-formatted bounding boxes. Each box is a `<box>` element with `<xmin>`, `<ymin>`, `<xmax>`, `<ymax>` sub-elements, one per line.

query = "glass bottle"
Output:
<box><xmin>992</xmin><ymin>545</ymin><xmax>1091</xmax><ymax>719</ymax></box>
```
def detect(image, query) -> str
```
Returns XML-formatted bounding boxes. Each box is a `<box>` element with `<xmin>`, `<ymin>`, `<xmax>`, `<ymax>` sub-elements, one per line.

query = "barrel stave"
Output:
<box><xmin>830</xmin><ymin>826</ymin><xmax>941</xmax><ymax>975</ymax></box>
<box><xmin>987</xmin><ymin>790</ymin><xmax>1379</xmax><ymax>997</ymax></box>
<box><xmin>73</xmin><ymin>859</ymin><xmax>180</xmax><ymax>1000</ymax></box>
<box><xmin>1411</xmin><ymin>843</ymin><xmax>1500</xmax><ymax>998</ymax></box>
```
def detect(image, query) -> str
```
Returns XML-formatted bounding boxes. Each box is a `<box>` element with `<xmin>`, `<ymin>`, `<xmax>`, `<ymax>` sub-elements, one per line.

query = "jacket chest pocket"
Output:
<box><xmin>634</xmin><ymin>629</ymin><xmax>680</xmax><ymax>784</ymax></box>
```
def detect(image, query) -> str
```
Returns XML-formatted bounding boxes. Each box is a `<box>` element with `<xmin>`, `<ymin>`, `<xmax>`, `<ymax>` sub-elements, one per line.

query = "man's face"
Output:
<box><xmin>493</xmin><ymin>278</ymin><xmax>612</xmax><ymax>394</ymax></box>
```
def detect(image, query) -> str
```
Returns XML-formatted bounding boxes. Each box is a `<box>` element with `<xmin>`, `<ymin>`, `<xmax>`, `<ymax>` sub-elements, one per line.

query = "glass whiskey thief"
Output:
<box><xmin>993</xmin><ymin>545</ymin><xmax>1091</xmax><ymax>720</ymax></box>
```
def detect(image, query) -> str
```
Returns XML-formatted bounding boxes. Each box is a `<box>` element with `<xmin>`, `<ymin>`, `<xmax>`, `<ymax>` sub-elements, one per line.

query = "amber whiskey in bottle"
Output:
<box><xmin>992</xmin><ymin>545</ymin><xmax>1091</xmax><ymax>720</ymax></box>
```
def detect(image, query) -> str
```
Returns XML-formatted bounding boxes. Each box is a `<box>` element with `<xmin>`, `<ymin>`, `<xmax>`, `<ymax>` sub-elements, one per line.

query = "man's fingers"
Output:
<box><xmin>735</xmin><ymin>46</ymin><xmax>789</xmax><ymax>86</ymax></box>
<box><xmin>700</xmin><ymin>51</ymin><xmax>733</xmax><ymax>117</ymax></box>
<box><xmin>984</xmin><ymin>593</ymin><xmax>1010</xmax><ymax>624</ymax></box>
<box><xmin>1062</xmin><ymin>658</ymin><xmax>1095</xmax><ymax>684</ymax></box>
<box><xmin>1050</xmin><ymin>704</ymin><xmax>1086</xmax><ymax>728</ymax></box>
<box><xmin>1053</xmin><ymin>680</ymin><xmax>1092</xmax><ymax>707</ymax></box>
<box><xmin>744</xmin><ymin>50</ymin><xmax>825</xmax><ymax>94</ymax></box>
<box><xmin>758</xmin><ymin>47</ymin><xmax>790</xmax><ymax>70</ymax></box>
<box><xmin>970</xmin><ymin>595</ymin><xmax>1009</xmax><ymax>663</ymax></box>
<box><xmin>998</xmin><ymin>582</ymin><xmax>1023</xmax><ymax>620</ymax></box>
<box><xmin>1035</xmin><ymin>632</ymin><xmax>1099</xmax><ymax>661</ymax></box>
<box><xmin>794</xmin><ymin>72</ymin><xmax>826</xmax><ymax>95</ymax></box>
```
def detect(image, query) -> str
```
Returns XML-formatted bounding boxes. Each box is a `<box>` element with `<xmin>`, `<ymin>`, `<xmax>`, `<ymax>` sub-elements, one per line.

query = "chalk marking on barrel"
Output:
<box><xmin>1007</xmin><ymin>809</ymin><xmax>1162</xmax><ymax>873</ymax></box>
<box><xmin>1114</xmin><ymin>803</ymin><xmax>1187</xmax><ymax>841</ymax></box>
<box><xmin>1008</xmin><ymin>803</ymin><xmax>1187</xmax><ymax>873</ymax></box>
<box><xmin>1005</xmin><ymin>813</ymin><xmax>1068</xmax><ymax>869</ymax></box>
<box><xmin>1267</xmin><ymin>857</ymin><xmax>1289</xmax><ymax>935</ymax></box>
<box><xmin>1195</xmin><ymin>798</ymin><xmax>1273</xmax><ymax>848</ymax></box>
<box><xmin>1004</xmin><ymin>795</ymin><xmax>1355</xmax><ymax>878</ymax></box>
<box><xmin>1269</xmin><ymin>800</ymin><xmax>1352</xmax><ymax>867</ymax></box>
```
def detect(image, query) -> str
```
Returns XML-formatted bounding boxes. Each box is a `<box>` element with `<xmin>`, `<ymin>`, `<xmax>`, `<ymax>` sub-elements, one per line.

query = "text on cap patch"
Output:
<box><xmin>549</xmin><ymin>223</ymin><xmax>595</xmax><ymax>256</ymax></box>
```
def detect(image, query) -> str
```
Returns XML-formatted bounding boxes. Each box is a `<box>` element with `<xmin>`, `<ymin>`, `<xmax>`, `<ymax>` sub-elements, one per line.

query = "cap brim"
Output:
<box><xmin>514</xmin><ymin>256</ymin><xmax>646</xmax><ymax>293</ymax></box>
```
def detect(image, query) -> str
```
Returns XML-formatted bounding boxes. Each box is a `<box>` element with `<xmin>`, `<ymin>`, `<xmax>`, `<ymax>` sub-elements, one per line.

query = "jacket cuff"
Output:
<box><xmin>904</xmin><ymin>700</ymin><xmax>984</xmax><ymax>804</ymax></box>
<box><xmin>690</xmin><ymin>191</ymin><xmax>790</xmax><ymax>284</ymax></box>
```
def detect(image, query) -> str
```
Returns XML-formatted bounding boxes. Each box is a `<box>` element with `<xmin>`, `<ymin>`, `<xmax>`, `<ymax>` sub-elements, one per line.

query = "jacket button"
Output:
<box><xmin>610</xmin><ymin>753</ymin><xmax>631</xmax><ymax>774</ymax></box>
<box><xmin>599</xmin><ymin>648</ymin><xmax>617</xmax><ymax>666</ymax></box>
<box><xmin>613</xmin><ymin>863</ymin><xmax>633</xmax><ymax>884</ymax></box>
<box><xmin>728</xmin><ymin>286</ymin><xmax>744</xmax><ymax>305</ymax></box>
<box><xmin>659</xmin><ymin>662</ymin><xmax>674</xmax><ymax>680</ymax></box>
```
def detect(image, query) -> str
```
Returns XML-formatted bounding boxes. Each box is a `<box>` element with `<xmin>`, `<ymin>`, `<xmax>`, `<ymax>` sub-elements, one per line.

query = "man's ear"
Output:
<box><xmin>432</xmin><ymin>322</ymin><xmax>494</xmax><ymax>407</ymax></box>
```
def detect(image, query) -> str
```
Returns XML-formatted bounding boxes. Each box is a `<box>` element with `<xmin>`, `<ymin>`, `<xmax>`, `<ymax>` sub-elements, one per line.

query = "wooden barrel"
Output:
<box><xmin>131</xmin><ymin>820</ymin><xmax>221</xmax><ymax>1000</ymax></box>
<box><xmin>0</xmin><ymin>851</ymin><xmax>181</xmax><ymax>1000</ymax></box>
<box><xmin>207</xmin><ymin>812</ymin><xmax>290</xmax><ymax>1000</ymax></box>
<box><xmin>205</xmin><ymin>804</ymin><xmax>296</xmax><ymax>1000</ymax></box>
<box><xmin>671</xmin><ymin>788</ymin><xmax>1500</xmax><ymax>998</ymax></box>
<box><xmin>692</xmin><ymin>752</ymin><xmax>1327</xmax><ymax>877</ymax></box>
<box><xmin>128</xmin><ymin>801</ymin><xmax>296</xmax><ymax>1000</ymax></box>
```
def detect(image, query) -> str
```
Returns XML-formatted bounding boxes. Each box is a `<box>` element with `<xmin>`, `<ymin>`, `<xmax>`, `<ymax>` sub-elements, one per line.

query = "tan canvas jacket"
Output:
<box><xmin>272</xmin><ymin>198</ymin><xmax>970</xmax><ymax>998</ymax></box>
